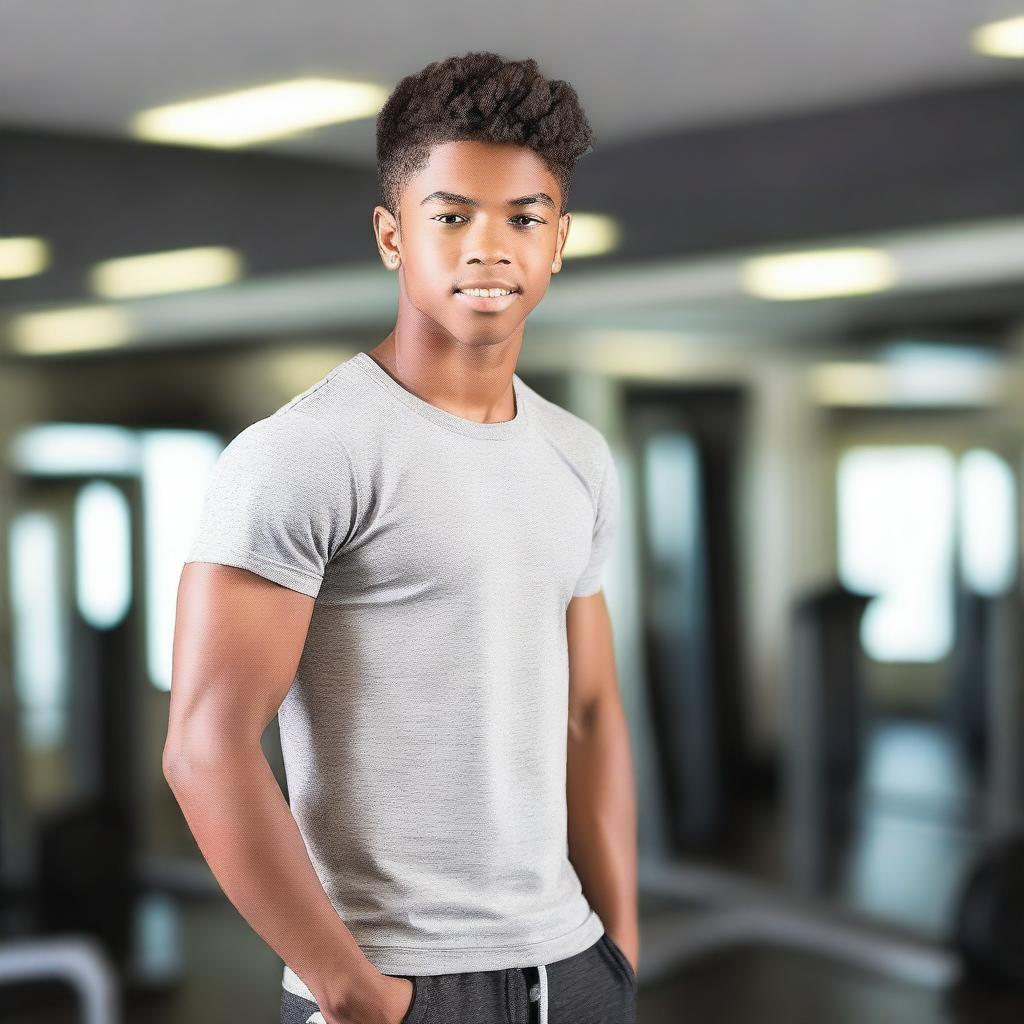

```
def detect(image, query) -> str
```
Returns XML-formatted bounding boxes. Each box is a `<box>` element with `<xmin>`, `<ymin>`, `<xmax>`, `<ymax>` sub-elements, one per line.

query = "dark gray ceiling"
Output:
<box><xmin>3</xmin><ymin>4</ymin><xmax>1024</xmax><ymax>352</ymax></box>
<box><xmin>2</xmin><ymin>0</ymin><xmax>1022</xmax><ymax>153</ymax></box>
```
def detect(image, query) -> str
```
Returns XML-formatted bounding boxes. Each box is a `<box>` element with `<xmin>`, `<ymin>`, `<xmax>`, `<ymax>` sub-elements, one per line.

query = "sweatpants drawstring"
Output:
<box><xmin>525</xmin><ymin>963</ymin><xmax>549</xmax><ymax>1024</ymax></box>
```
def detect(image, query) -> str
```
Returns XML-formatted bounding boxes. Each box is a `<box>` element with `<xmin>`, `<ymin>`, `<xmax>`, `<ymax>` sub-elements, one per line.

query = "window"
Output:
<box><xmin>837</xmin><ymin>446</ymin><xmax>956</xmax><ymax>662</ymax></box>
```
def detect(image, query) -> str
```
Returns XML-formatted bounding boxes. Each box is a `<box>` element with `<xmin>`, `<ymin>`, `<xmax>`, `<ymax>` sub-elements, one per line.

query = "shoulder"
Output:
<box><xmin>266</xmin><ymin>358</ymin><xmax>384</xmax><ymax>465</ymax></box>
<box><xmin>519</xmin><ymin>376</ymin><xmax>612</xmax><ymax>480</ymax></box>
<box><xmin>220</xmin><ymin>361</ymin><xmax>371</xmax><ymax>468</ymax></box>
<box><xmin>218</xmin><ymin>408</ymin><xmax>345</xmax><ymax>471</ymax></box>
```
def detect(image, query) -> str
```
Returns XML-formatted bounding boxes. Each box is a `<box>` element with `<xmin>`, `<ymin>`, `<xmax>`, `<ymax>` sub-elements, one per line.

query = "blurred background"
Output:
<box><xmin>4</xmin><ymin>2</ymin><xmax>1024</xmax><ymax>1021</ymax></box>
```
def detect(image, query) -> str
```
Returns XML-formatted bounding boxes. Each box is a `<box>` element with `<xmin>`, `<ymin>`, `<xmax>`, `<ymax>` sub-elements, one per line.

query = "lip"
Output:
<box><xmin>455</xmin><ymin>280</ymin><xmax>520</xmax><ymax>292</ymax></box>
<box><xmin>454</xmin><ymin>287</ymin><xmax>521</xmax><ymax>311</ymax></box>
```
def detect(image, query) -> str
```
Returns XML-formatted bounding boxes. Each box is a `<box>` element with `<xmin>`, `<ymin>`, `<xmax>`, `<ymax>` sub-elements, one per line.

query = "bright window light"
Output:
<box><xmin>837</xmin><ymin>446</ymin><xmax>956</xmax><ymax>662</ymax></box>
<box><xmin>971</xmin><ymin>15</ymin><xmax>1024</xmax><ymax>57</ymax></box>
<box><xmin>562</xmin><ymin>213</ymin><xmax>621</xmax><ymax>258</ymax></box>
<box><xmin>12</xmin><ymin>305</ymin><xmax>135</xmax><ymax>355</ymax></box>
<box><xmin>740</xmin><ymin>246</ymin><xmax>897</xmax><ymax>300</ymax></box>
<box><xmin>8</xmin><ymin>423</ymin><xmax>224</xmax><ymax>694</ymax></box>
<box><xmin>9</xmin><ymin>512</ymin><xmax>67</xmax><ymax>749</ymax></box>
<box><xmin>90</xmin><ymin>246</ymin><xmax>243</xmax><ymax>298</ymax></box>
<box><xmin>958</xmin><ymin>449</ymin><xmax>1017</xmax><ymax>595</ymax></box>
<box><xmin>130</xmin><ymin>77</ymin><xmax>389</xmax><ymax>148</ymax></box>
<box><xmin>0</xmin><ymin>236</ymin><xmax>51</xmax><ymax>279</ymax></box>
<box><xmin>140</xmin><ymin>429</ymin><xmax>224</xmax><ymax>692</ymax></box>
<box><xmin>75</xmin><ymin>481</ymin><xmax>132</xmax><ymax>629</ymax></box>
<box><xmin>9</xmin><ymin>423</ymin><xmax>140</xmax><ymax>476</ymax></box>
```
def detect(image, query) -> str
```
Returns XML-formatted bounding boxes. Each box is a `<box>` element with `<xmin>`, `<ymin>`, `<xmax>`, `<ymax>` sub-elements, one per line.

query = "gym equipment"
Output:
<box><xmin>953</xmin><ymin>831</ymin><xmax>1024</xmax><ymax>985</ymax></box>
<box><xmin>638</xmin><ymin>582</ymin><xmax>1024</xmax><ymax>992</ymax></box>
<box><xmin>0</xmin><ymin>936</ymin><xmax>121</xmax><ymax>1024</ymax></box>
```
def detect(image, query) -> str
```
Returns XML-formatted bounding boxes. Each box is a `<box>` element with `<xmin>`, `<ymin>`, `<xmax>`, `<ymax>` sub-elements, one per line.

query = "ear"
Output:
<box><xmin>552</xmin><ymin>211</ymin><xmax>571</xmax><ymax>272</ymax></box>
<box><xmin>373</xmin><ymin>204</ymin><xmax>402</xmax><ymax>269</ymax></box>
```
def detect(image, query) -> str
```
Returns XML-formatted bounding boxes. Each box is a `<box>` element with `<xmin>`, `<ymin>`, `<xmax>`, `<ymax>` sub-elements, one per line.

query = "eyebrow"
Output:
<box><xmin>419</xmin><ymin>190</ymin><xmax>557</xmax><ymax>211</ymax></box>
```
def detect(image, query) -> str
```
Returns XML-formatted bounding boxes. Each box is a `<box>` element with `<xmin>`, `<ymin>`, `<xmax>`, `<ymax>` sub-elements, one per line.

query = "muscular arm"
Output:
<box><xmin>565</xmin><ymin>590</ymin><xmax>640</xmax><ymax>972</ymax></box>
<box><xmin>162</xmin><ymin>563</ymin><xmax>411</xmax><ymax>1023</ymax></box>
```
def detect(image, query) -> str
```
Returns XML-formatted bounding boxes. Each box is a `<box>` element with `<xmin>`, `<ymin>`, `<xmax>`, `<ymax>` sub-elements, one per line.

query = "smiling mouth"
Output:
<box><xmin>454</xmin><ymin>287</ymin><xmax>520</xmax><ymax>297</ymax></box>
<box><xmin>453</xmin><ymin>287</ymin><xmax>521</xmax><ymax>310</ymax></box>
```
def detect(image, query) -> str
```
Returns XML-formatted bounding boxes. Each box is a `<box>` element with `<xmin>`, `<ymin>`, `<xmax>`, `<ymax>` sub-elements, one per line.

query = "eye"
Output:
<box><xmin>431</xmin><ymin>214</ymin><xmax>543</xmax><ymax>228</ymax></box>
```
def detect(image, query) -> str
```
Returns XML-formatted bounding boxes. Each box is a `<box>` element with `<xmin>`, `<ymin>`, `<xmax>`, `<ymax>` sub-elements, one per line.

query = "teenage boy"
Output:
<box><xmin>165</xmin><ymin>50</ymin><xmax>637</xmax><ymax>1024</ymax></box>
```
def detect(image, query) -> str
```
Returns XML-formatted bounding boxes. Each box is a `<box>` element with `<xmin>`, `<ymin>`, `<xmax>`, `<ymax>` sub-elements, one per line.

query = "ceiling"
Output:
<box><xmin>4</xmin><ymin>1</ymin><xmax>1024</xmax><ymax>357</ymax></box>
<box><xmin>2</xmin><ymin>0</ymin><xmax>1023</xmax><ymax>162</ymax></box>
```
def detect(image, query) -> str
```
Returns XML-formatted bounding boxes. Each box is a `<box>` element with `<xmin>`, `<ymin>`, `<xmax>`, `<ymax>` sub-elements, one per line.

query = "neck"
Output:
<box><xmin>367</xmin><ymin>328</ymin><xmax>521</xmax><ymax>425</ymax></box>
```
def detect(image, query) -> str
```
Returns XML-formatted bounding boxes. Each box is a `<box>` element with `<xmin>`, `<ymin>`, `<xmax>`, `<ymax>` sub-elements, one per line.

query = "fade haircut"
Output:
<box><xmin>376</xmin><ymin>51</ymin><xmax>594</xmax><ymax>221</ymax></box>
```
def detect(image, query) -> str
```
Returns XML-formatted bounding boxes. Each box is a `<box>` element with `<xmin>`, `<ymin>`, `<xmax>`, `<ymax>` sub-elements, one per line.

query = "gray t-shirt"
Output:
<box><xmin>186</xmin><ymin>351</ymin><xmax>620</xmax><ymax>995</ymax></box>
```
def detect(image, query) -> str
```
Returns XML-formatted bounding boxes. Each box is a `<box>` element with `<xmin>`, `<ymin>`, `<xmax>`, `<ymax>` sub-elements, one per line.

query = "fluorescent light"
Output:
<box><xmin>0</xmin><ymin>236</ymin><xmax>51</xmax><ymax>279</ymax></box>
<box><xmin>130</xmin><ymin>77</ymin><xmax>389</xmax><ymax>148</ymax></box>
<box><xmin>562</xmin><ymin>213</ymin><xmax>620</xmax><ymax>258</ymax></box>
<box><xmin>881</xmin><ymin>341</ymin><xmax>997</xmax><ymax>367</ymax></box>
<box><xmin>971</xmin><ymin>15</ymin><xmax>1024</xmax><ymax>57</ymax></box>
<box><xmin>9</xmin><ymin>423</ymin><xmax>141</xmax><ymax>475</ymax></box>
<box><xmin>90</xmin><ymin>246</ymin><xmax>242</xmax><ymax>298</ymax></box>
<box><xmin>809</xmin><ymin>359</ymin><xmax>1001</xmax><ymax>406</ymax></box>
<box><xmin>12</xmin><ymin>306</ymin><xmax>136</xmax><ymax>355</ymax></box>
<box><xmin>740</xmin><ymin>246</ymin><xmax>896</xmax><ymax>300</ymax></box>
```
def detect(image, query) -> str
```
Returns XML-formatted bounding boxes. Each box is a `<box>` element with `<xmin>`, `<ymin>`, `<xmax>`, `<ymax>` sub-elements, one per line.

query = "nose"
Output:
<box><xmin>463</xmin><ymin>217</ymin><xmax>515</xmax><ymax>267</ymax></box>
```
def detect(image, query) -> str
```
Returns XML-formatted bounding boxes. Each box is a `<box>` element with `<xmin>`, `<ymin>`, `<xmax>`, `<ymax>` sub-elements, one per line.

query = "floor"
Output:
<box><xmin>3</xmin><ymin>718</ymin><xmax>1023</xmax><ymax>1022</ymax></box>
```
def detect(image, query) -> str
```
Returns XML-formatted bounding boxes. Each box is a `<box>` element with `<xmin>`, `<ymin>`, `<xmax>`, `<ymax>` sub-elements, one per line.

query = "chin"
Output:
<box><xmin>453</xmin><ymin>326</ymin><xmax>520</xmax><ymax>348</ymax></box>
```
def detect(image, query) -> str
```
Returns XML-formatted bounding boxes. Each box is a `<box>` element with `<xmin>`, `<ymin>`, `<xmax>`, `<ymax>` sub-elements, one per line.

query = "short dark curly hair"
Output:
<box><xmin>376</xmin><ymin>51</ymin><xmax>594</xmax><ymax>221</ymax></box>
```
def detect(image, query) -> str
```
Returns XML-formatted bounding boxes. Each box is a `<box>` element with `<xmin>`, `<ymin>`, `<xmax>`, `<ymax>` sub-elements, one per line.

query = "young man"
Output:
<box><xmin>164</xmin><ymin>51</ymin><xmax>638</xmax><ymax>1024</ymax></box>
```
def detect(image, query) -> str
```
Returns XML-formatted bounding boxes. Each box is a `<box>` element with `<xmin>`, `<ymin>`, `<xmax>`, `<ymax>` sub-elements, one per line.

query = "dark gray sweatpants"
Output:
<box><xmin>280</xmin><ymin>932</ymin><xmax>638</xmax><ymax>1024</ymax></box>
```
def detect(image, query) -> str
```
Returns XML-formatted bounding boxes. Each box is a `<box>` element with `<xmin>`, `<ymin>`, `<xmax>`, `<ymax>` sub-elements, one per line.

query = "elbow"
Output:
<box><xmin>161</xmin><ymin>724</ymin><xmax>207</xmax><ymax>791</ymax></box>
<box><xmin>162</xmin><ymin>741</ymin><xmax>188</xmax><ymax>792</ymax></box>
<box><xmin>162</xmin><ymin>718</ymin><xmax>261</xmax><ymax>791</ymax></box>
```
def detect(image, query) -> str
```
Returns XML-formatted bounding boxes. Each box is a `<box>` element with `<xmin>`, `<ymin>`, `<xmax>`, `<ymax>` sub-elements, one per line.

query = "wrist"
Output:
<box><xmin>317</xmin><ymin>958</ymin><xmax>385</xmax><ymax>1019</ymax></box>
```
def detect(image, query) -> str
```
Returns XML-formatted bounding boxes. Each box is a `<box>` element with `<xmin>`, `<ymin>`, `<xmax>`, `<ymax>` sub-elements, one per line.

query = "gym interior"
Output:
<box><xmin>3</xmin><ymin>5</ymin><xmax>1024</xmax><ymax>1022</ymax></box>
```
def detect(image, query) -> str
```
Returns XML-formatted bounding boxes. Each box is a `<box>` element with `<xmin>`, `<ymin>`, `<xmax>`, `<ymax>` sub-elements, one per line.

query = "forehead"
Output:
<box><xmin>407</xmin><ymin>140</ymin><xmax>559</xmax><ymax>203</ymax></box>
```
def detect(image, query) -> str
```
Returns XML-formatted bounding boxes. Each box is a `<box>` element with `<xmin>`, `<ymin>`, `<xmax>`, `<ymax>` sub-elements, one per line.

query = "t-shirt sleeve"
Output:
<box><xmin>185</xmin><ymin>412</ymin><xmax>357</xmax><ymax>598</ymax></box>
<box><xmin>572</xmin><ymin>438</ymin><xmax>620</xmax><ymax>598</ymax></box>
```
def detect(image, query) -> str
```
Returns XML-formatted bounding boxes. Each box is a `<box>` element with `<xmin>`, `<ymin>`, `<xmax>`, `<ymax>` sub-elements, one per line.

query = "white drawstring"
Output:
<box><xmin>537</xmin><ymin>963</ymin><xmax>548</xmax><ymax>1024</ymax></box>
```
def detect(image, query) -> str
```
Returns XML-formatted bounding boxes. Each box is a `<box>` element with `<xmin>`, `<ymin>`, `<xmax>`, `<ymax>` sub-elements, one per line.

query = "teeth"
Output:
<box><xmin>461</xmin><ymin>288</ymin><xmax>514</xmax><ymax>297</ymax></box>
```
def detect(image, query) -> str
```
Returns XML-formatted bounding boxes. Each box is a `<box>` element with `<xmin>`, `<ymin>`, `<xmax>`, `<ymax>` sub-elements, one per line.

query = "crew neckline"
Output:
<box><xmin>351</xmin><ymin>351</ymin><xmax>529</xmax><ymax>440</ymax></box>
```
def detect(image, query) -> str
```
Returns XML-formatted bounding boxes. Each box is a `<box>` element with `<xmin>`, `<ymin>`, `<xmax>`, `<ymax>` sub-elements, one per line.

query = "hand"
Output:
<box><xmin>322</xmin><ymin>974</ymin><xmax>414</xmax><ymax>1024</ymax></box>
<box><xmin>608</xmin><ymin>932</ymin><xmax>639</xmax><ymax>977</ymax></box>
<box><xmin>378</xmin><ymin>975</ymin><xmax>415</xmax><ymax>1024</ymax></box>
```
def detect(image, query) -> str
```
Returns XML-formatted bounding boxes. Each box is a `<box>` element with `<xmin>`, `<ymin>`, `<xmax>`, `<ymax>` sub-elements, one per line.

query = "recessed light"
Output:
<box><xmin>12</xmin><ymin>306</ymin><xmax>135</xmax><ymax>355</ymax></box>
<box><xmin>90</xmin><ymin>246</ymin><xmax>242</xmax><ymax>298</ymax></box>
<box><xmin>739</xmin><ymin>246</ymin><xmax>896</xmax><ymax>300</ymax></box>
<box><xmin>970</xmin><ymin>15</ymin><xmax>1024</xmax><ymax>58</ymax></box>
<box><xmin>0</xmin><ymin>236</ymin><xmax>51</xmax><ymax>280</ymax></box>
<box><xmin>561</xmin><ymin>213</ymin><xmax>621</xmax><ymax>258</ymax></box>
<box><xmin>130</xmin><ymin>77</ymin><xmax>389</xmax><ymax>148</ymax></box>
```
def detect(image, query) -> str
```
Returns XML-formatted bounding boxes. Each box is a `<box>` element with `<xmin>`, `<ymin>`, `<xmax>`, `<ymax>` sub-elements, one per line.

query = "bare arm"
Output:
<box><xmin>162</xmin><ymin>562</ymin><xmax>413</xmax><ymax>1024</ymax></box>
<box><xmin>565</xmin><ymin>590</ymin><xmax>640</xmax><ymax>972</ymax></box>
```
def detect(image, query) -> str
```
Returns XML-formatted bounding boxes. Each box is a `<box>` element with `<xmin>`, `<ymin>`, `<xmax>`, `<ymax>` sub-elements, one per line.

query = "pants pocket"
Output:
<box><xmin>599</xmin><ymin>933</ymin><xmax>638</xmax><ymax>990</ymax></box>
<box><xmin>280</xmin><ymin>987</ymin><xmax>326</xmax><ymax>1024</ymax></box>
<box><xmin>397</xmin><ymin>975</ymin><xmax>425</xmax><ymax>1024</ymax></box>
<box><xmin>281</xmin><ymin>978</ymin><xmax>423</xmax><ymax>1024</ymax></box>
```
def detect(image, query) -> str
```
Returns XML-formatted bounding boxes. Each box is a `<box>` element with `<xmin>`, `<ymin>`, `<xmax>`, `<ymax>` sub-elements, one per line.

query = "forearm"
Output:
<box><xmin>163</xmin><ymin>738</ymin><xmax>375</xmax><ymax>1014</ymax></box>
<box><xmin>566</xmin><ymin>696</ymin><xmax>639</xmax><ymax>968</ymax></box>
